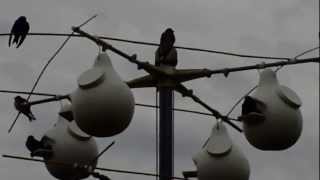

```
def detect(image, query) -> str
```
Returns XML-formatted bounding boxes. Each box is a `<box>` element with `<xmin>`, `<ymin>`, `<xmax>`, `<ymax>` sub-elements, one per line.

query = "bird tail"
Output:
<box><xmin>28</xmin><ymin>113</ymin><xmax>36</xmax><ymax>121</ymax></box>
<box><xmin>17</xmin><ymin>34</ymin><xmax>27</xmax><ymax>48</ymax></box>
<box><xmin>13</xmin><ymin>35</ymin><xmax>19</xmax><ymax>47</ymax></box>
<box><xmin>8</xmin><ymin>34</ymin><xmax>12</xmax><ymax>47</ymax></box>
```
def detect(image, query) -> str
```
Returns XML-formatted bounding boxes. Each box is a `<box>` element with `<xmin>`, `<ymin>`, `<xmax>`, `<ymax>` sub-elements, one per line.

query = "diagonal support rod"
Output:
<box><xmin>90</xmin><ymin>141</ymin><xmax>115</xmax><ymax>164</ymax></box>
<box><xmin>72</xmin><ymin>27</ymin><xmax>167</xmax><ymax>77</ymax></box>
<box><xmin>174</xmin><ymin>84</ymin><xmax>242</xmax><ymax>132</ymax></box>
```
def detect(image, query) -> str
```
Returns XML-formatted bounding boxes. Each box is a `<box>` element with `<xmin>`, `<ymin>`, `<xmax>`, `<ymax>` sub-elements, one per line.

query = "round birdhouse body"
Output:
<box><xmin>193</xmin><ymin>123</ymin><xmax>250</xmax><ymax>180</ymax></box>
<box><xmin>44</xmin><ymin>118</ymin><xmax>98</xmax><ymax>180</ymax></box>
<box><xmin>71</xmin><ymin>53</ymin><xmax>135</xmax><ymax>137</ymax></box>
<box><xmin>242</xmin><ymin>69</ymin><xmax>303</xmax><ymax>150</ymax></box>
<box><xmin>193</xmin><ymin>147</ymin><xmax>250</xmax><ymax>180</ymax></box>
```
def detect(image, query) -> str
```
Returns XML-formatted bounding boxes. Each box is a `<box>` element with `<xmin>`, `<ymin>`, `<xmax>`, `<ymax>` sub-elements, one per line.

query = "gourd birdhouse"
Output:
<box><xmin>241</xmin><ymin>69</ymin><xmax>303</xmax><ymax>150</ymax></box>
<box><xmin>43</xmin><ymin>101</ymin><xmax>99</xmax><ymax>180</ymax></box>
<box><xmin>71</xmin><ymin>52</ymin><xmax>135</xmax><ymax>137</ymax></box>
<box><xmin>193</xmin><ymin>123</ymin><xmax>250</xmax><ymax>180</ymax></box>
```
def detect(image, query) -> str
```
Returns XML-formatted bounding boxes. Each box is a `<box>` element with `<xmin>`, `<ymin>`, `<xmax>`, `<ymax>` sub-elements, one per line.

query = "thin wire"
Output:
<box><xmin>0</xmin><ymin>90</ymin><xmax>57</xmax><ymax>97</ymax></box>
<box><xmin>2</xmin><ymin>154</ymin><xmax>185</xmax><ymax>180</ymax></box>
<box><xmin>77</xmin><ymin>14</ymin><xmax>98</xmax><ymax>28</ymax></box>
<box><xmin>135</xmin><ymin>103</ymin><xmax>239</xmax><ymax>120</ymax></box>
<box><xmin>294</xmin><ymin>46</ymin><xmax>319</xmax><ymax>59</ymax></box>
<box><xmin>90</xmin><ymin>141</ymin><xmax>115</xmax><ymax>164</ymax></box>
<box><xmin>275</xmin><ymin>46</ymin><xmax>319</xmax><ymax>72</ymax></box>
<box><xmin>7</xmin><ymin>34</ymin><xmax>73</xmax><ymax>133</ymax></box>
<box><xmin>0</xmin><ymin>33</ymin><xmax>291</xmax><ymax>61</ymax></box>
<box><xmin>0</xmin><ymin>89</ymin><xmax>241</xmax><ymax>120</ymax></box>
<box><xmin>96</xmin><ymin>167</ymin><xmax>185</xmax><ymax>179</ymax></box>
<box><xmin>7</xmin><ymin>15</ymin><xmax>98</xmax><ymax>133</ymax></box>
<box><xmin>172</xmin><ymin>91</ymin><xmax>175</xmax><ymax>170</ymax></box>
<box><xmin>155</xmin><ymin>89</ymin><xmax>159</xmax><ymax>180</ymax></box>
<box><xmin>226</xmin><ymin>85</ymin><xmax>258</xmax><ymax>117</ymax></box>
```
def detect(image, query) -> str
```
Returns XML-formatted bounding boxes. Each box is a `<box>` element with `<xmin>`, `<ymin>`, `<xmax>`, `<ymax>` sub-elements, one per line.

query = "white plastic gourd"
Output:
<box><xmin>44</xmin><ymin>101</ymin><xmax>99</xmax><ymax>180</ymax></box>
<box><xmin>193</xmin><ymin>122</ymin><xmax>250</xmax><ymax>180</ymax></box>
<box><xmin>242</xmin><ymin>69</ymin><xmax>303</xmax><ymax>150</ymax></box>
<box><xmin>71</xmin><ymin>52</ymin><xmax>135</xmax><ymax>137</ymax></box>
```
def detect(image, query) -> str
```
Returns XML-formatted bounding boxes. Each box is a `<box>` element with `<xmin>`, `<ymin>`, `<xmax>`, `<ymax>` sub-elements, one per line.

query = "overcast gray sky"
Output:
<box><xmin>0</xmin><ymin>0</ymin><xmax>318</xmax><ymax>180</ymax></box>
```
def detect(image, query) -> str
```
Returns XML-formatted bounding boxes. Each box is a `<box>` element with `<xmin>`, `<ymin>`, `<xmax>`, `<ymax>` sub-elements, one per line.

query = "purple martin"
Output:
<box><xmin>9</xmin><ymin>16</ymin><xmax>30</xmax><ymax>48</ymax></box>
<box><xmin>242</xmin><ymin>96</ymin><xmax>259</xmax><ymax>115</ymax></box>
<box><xmin>25</xmin><ymin>135</ymin><xmax>53</xmax><ymax>158</ymax></box>
<box><xmin>14</xmin><ymin>96</ymin><xmax>36</xmax><ymax>121</ymax></box>
<box><xmin>156</xmin><ymin>28</ymin><xmax>176</xmax><ymax>66</ymax></box>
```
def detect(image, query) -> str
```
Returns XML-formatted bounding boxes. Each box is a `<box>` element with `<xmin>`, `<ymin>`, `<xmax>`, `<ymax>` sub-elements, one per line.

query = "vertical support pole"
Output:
<box><xmin>159</xmin><ymin>87</ymin><xmax>174</xmax><ymax>180</ymax></box>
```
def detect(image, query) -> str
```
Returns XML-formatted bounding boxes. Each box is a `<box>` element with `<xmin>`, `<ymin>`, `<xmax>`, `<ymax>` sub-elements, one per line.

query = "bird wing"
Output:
<box><xmin>26</xmin><ymin>136</ymin><xmax>42</xmax><ymax>152</ymax></box>
<box><xmin>8</xmin><ymin>33</ymin><xmax>12</xmax><ymax>47</ymax></box>
<box><xmin>16</xmin><ymin>23</ymin><xmax>29</xmax><ymax>48</ymax></box>
<box><xmin>8</xmin><ymin>21</ymin><xmax>18</xmax><ymax>47</ymax></box>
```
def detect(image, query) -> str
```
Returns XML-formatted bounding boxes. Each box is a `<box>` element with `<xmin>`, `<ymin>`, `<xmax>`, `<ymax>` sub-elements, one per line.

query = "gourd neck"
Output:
<box><xmin>94</xmin><ymin>52</ymin><xmax>113</xmax><ymax>69</ymax></box>
<box><xmin>258</xmin><ymin>69</ymin><xmax>279</xmax><ymax>86</ymax></box>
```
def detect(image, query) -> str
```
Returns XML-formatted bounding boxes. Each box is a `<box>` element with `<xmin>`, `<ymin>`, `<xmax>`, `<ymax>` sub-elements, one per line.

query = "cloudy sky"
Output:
<box><xmin>0</xmin><ymin>0</ymin><xmax>318</xmax><ymax>180</ymax></box>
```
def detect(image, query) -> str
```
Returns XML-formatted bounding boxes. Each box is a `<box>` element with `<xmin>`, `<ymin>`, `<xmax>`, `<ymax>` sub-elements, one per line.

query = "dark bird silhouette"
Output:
<box><xmin>14</xmin><ymin>96</ymin><xmax>36</xmax><ymax>121</ymax></box>
<box><xmin>241</xmin><ymin>96</ymin><xmax>260</xmax><ymax>115</ymax></box>
<box><xmin>155</xmin><ymin>28</ymin><xmax>176</xmax><ymax>66</ymax></box>
<box><xmin>25</xmin><ymin>136</ymin><xmax>43</xmax><ymax>153</ymax></box>
<box><xmin>25</xmin><ymin>135</ymin><xmax>53</xmax><ymax>158</ymax></box>
<box><xmin>240</xmin><ymin>96</ymin><xmax>266</xmax><ymax>124</ymax></box>
<box><xmin>9</xmin><ymin>16</ymin><xmax>30</xmax><ymax>48</ymax></box>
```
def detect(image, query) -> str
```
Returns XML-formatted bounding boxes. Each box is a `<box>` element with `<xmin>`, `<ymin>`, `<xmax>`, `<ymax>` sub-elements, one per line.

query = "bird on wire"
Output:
<box><xmin>14</xmin><ymin>96</ymin><xmax>35</xmax><ymax>121</ymax></box>
<box><xmin>155</xmin><ymin>28</ymin><xmax>176</xmax><ymax>66</ymax></box>
<box><xmin>8</xmin><ymin>16</ymin><xmax>30</xmax><ymax>48</ymax></box>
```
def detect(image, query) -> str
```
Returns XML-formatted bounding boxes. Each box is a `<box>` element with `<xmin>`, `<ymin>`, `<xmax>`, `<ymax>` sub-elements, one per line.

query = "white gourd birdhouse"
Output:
<box><xmin>44</xmin><ymin>101</ymin><xmax>99</xmax><ymax>180</ymax></box>
<box><xmin>71</xmin><ymin>52</ymin><xmax>135</xmax><ymax>137</ymax></box>
<box><xmin>241</xmin><ymin>69</ymin><xmax>303</xmax><ymax>150</ymax></box>
<box><xmin>193</xmin><ymin>123</ymin><xmax>250</xmax><ymax>180</ymax></box>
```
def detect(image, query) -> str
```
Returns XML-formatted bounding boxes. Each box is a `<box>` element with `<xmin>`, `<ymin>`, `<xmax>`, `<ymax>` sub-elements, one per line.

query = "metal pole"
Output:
<box><xmin>159</xmin><ymin>87</ymin><xmax>174</xmax><ymax>180</ymax></box>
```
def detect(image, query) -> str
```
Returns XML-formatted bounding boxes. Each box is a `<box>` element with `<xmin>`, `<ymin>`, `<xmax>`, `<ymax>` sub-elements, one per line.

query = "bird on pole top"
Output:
<box><xmin>8</xmin><ymin>16</ymin><xmax>30</xmax><ymax>48</ymax></box>
<box><xmin>155</xmin><ymin>28</ymin><xmax>178</xmax><ymax>67</ymax></box>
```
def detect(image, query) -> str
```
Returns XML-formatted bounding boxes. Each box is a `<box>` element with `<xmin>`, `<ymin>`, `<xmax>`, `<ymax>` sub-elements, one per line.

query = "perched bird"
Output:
<box><xmin>8</xmin><ymin>16</ymin><xmax>30</xmax><ymax>48</ymax></box>
<box><xmin>240</xmin><ymin>96</ymin><xmax>266</xmax><ymax>124</ymax></box>
<box><xmin>26</xmin><ymin>136</ymin><xmax>43</xmax><ymax>152</ymax></box>
<box><xmin>155</xmin><ymin>28</ymin><xmax>176</xmax><ymax>66</ymax></box>
<box><xmin>14</xmin><ymin>96</ymin><xmax>36</xmax><ymax>121</ymax></box>
<box><xmin>25</xmin><ymin>135</ymin><xmax>53</xmax><ymax>158</ymax></box>
<box><xmin>241</xmin><ymin>96</ymin><xmax>259</xmax><ymax>116</ymax></box>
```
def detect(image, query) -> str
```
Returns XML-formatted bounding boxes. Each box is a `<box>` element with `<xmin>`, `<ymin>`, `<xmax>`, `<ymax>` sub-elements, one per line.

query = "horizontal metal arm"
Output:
<box><xmin>208</xmin><ymin>57</ymin><xmax>319</xmax><ymax>76</ymax></box>
<box><xmin>164</xmin><ymin>57</ymin><xmax>320</xmax><ymax>80</ymax></box>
